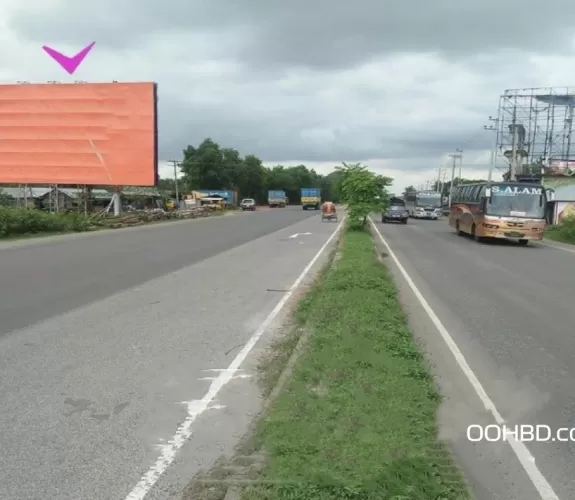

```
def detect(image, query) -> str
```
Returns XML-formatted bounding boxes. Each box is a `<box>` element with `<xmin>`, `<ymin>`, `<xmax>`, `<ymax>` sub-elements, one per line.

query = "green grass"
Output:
<box><xmin>545</xmin><ymin>219</ymin><xmax>575</xmax><ymax>245</ymax></box>
<box><xmin>243</xmin><ymin>228</ymin><xmax>470</xmax><ymax>500</ymax></box>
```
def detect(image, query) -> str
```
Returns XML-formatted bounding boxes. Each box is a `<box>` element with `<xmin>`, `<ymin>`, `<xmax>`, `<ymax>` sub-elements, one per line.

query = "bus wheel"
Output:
<box><xmin>518</xmin><ymin>239</ymin><xmax>529</xmax><ymax>246</ymax></box>
<box><xmin>456</xmin><ymin>220</ymin><xmax>463</xmax><ymax>236</ymax></box>
<box><xmin>472</xmin><ymin>224</ymin><xmax>482</xmax><ymax>242</ymax></box>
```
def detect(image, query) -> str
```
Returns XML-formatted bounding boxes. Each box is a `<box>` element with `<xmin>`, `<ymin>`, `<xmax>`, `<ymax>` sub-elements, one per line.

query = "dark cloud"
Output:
<box><xmin>6</xmin><ymin>0</ymin><xmax>567</xmax><ymax>171</ymax></box>
<box><xmin>10</xmin><ymin>0</ymin><xmax>575</xmax><ymax>65</ymax></box>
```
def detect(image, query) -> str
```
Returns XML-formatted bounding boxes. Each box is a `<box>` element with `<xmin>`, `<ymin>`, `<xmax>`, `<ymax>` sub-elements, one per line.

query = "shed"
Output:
<box><xmin>0</xmin><ymin>187</ymin><xmax>52</xmax><ymax>207</ymax></box>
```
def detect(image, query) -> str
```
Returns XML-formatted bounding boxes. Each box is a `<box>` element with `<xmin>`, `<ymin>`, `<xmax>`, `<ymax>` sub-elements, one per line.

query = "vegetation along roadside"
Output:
<box><xmin>545</xmin><ymin>216</ymin><xmax>575</xmax><ymax>245</ymax></box>
<box><xmin>0</xmin><ymin>205</ymin><xmax>222</xmax><ymax>240</ymax></box>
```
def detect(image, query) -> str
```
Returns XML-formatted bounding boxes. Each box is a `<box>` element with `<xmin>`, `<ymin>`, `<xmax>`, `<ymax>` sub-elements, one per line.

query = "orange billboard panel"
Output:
<box><xmin>0</xmin><ymin>82</ymin><xmax>158</xmax><ymax>186</ymax></box>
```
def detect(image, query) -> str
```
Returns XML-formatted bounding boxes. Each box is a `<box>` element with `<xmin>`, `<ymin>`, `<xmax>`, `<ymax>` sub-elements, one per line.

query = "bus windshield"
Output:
<box><xmin>416</xmin><ymin>195</ymin><xmax>442</xmax><ymax>208</ymax></box>
<box><xmin>486</xmin><ymin>186</ymin><xmax>546</xmax><ymax>218</ymax></box>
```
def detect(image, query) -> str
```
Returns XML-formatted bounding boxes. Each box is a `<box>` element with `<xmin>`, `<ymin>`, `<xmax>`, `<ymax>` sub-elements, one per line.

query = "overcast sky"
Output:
<box><xmin>2</xmin><ymin>0</ymin><xmax>575</xmax><ymax>193</ymax></box>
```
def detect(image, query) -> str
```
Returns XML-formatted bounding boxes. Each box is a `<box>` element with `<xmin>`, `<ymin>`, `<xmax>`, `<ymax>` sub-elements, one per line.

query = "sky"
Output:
<box><xmin>2</xmin><ymin>1</ymin><xmax>575</xmax><ymax>193</ymax></box>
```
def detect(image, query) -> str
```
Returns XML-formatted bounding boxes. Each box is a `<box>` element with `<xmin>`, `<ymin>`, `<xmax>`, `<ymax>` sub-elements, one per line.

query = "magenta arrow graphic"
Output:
<box><xmin>42</xmin><ymin>42</ymin><xmax>95</xmax><ymax>74</ymax></box>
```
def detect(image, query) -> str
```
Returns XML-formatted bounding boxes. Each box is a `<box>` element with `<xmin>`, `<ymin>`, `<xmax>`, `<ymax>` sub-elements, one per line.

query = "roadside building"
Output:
<box><xmin>0</xmin><ymin>187</ymin><xmax>51</xmax><ymax>208</ymax></box>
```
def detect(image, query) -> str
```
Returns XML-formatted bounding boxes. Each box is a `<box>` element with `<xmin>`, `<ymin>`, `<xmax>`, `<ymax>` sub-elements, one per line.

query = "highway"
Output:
<box><xmin>375</xmin><ymin>217</ymin><xmax>575</xmax><ymax>500</ymax></box>
<box><xmin>0</xmin><ymin>207</ymin><xmax>341</xmax><ymax>500</ymax></box>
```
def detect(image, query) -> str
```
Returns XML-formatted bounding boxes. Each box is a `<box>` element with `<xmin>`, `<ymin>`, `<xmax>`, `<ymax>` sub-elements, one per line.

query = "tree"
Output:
<box><xmin>0</xmin><ymin>188</ymin><xmax>14</xmax><ymax>207</ymax></box>
<box><xmin>176</xmin><ymin>138</ymin><xmax>346</xmax><ymax>204</ymax></box>
<box><xmin>338</xmin><ymin>162</ymin><xmax>393</xmax><ymax>228</ymax></box>
<box><xmin>403</xmin><ymin>185</ymin><xmax>416</xmax><ymax>199</ymax></box>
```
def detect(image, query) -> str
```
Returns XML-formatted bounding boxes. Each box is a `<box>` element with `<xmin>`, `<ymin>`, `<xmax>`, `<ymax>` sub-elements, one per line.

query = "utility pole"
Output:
<box><xmin>447</xmin><ymin>153</ymin><xmax>462</xmax><ymax>207</ymax></box>
<box><xmin>169</xmin><ymin>160</ymin><xmax>180</xmax><ymax>204</ymax></box>
<box><xmin>484</xmin><ymin>116</ymin><xmax>498</xmax><ymax>182</ymax></box>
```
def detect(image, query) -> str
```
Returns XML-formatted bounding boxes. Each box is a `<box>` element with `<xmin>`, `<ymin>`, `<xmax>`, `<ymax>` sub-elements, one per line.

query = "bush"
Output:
<box><xmin>546</xmin><ymin>216</ymin><xmax>575</xmax><ymax>244</ymax></box>
<box><xmin>0</xmin><ymin>207</ymin><xmax>93</xmax><ymax>238</ymax></box>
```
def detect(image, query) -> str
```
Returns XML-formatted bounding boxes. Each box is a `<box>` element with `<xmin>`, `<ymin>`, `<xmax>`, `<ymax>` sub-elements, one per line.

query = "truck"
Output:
<box><xmin>300</xmin><ymin>187</ymin><xmax>321</xmax><ymax>210</ymax></box>
<box><xmin>268</xmin><ymin>190</ymin><xmax>286</xmax><ymax>208</ymax></box>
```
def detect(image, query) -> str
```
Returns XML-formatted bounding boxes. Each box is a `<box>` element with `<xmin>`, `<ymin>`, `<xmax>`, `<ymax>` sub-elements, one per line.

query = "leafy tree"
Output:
<box><xmin>173</xmin><ymin>138</ymin><xmax>343</xmax><ymax>204</ymax></box>
<box><xmin>403</xmin><ymin>185</ymin><xmax>416</xmax><ymax>199</ymax></box>
<box><xmin>157</xmin><ymin>178</ymin><xmax>177</xmax><ymax>192</ymax></box>
<box><xmin>0</xmin><ymin>189</ymin><xmax>14</xmax><ymax>207</ymax></box>
<box><xmin>337</xmin><ymin>162</ymin><xmax>393</xmax><ymax>228</ymax></box>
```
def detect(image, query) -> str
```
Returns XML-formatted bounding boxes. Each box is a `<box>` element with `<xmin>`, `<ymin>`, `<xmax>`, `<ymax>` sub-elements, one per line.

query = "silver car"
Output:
<box><xmin>240</xmin><ymin>198</ymin><xmax>256</xmax><ymax>211</ymax></box>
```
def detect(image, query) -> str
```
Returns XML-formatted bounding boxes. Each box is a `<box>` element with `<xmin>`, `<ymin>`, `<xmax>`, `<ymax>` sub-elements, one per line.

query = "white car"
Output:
<box><xmin>240</xmin><ymin>198</ymin><xmax>256</xmax><ymax>211</ymax></box>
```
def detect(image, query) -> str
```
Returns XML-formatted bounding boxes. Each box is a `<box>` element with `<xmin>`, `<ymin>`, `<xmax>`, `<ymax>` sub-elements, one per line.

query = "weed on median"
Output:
<box><xmin>242</xmin><ymin>228</ymin><xmax>470</xmax><ymax>500</ymax></box>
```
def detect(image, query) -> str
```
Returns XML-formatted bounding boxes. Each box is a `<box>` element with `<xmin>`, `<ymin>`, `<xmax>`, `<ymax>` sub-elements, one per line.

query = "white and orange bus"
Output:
<box><xmin>448</xmin><ymin>182</ymin><xmax>549</xmax><ymax>246</ymax></box>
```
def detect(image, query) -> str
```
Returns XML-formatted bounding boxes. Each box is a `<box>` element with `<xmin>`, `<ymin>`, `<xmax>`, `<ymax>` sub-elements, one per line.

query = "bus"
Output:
<box><xmin>405</xmin><ymin>190</ymin><xmax>442</xmax><ymax>219</ymax></box>
<box><xmin>448</xmin><ymin>181</ymin><xmax>548</xmax><ymax>245</ymax></box>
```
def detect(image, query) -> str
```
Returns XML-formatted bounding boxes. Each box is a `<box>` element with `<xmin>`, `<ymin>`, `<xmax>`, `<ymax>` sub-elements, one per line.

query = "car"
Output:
<box><xmin>382</xmin><ymin>198</ymin><xmax>409</xmax><ymax>224</ymax></box>
<box><xmin>240</xmin><ymin>198</ymin><xmax>256</xmax><ymax>211</ymax></box>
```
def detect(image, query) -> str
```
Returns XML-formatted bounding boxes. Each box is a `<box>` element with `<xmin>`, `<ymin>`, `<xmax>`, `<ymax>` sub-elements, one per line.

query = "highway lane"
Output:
<box><xmin>0</xmin><ymin>207</ymin><xmax>340</xmax><ymax>500</ymax></box>
<box><xmin>0</xmin><ymin>207</ymin><xmax>318</xmax><ymax>337</ymax></box>
<box><xmin>377</xmin><ymin>217</ymin><xmax>575</xmax><ymax>500</ymax></box>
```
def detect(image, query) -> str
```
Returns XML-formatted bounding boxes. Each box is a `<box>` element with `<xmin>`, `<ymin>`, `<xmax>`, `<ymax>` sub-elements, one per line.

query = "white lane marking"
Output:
<box><xmin>124</xmin><ymin>217</ymin><xmax>345</xmax><ymax>500</ymax></box>
<box><xmin>539</xmin><ymin>241</ymin><xmax>575</xmax><ymax>254</ymax></box>
<box><xmin>370</xmin><ymin>218</ymin><xmax>560</xmax><ymax>500</ymax></box>
<box><xmin>288</xmin><ymin>232</ymin><xmax>312</xmax><ymax>239</ymax></box>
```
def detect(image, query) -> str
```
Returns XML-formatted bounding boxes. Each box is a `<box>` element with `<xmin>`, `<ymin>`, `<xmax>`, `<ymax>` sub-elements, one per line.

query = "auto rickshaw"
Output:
<box><xmin>321</xmin><ymin>201</ymin><xmax>337</xmax><ymax>222</ymax></box>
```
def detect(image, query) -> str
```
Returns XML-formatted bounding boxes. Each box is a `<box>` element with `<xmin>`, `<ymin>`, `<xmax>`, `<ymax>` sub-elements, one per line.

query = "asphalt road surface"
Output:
<box><xmin>0</xmin><ymin>207</ymin><xmax>341</xmax><ymax>500</ymax></box>
<box><xmin>376</xmin><ymin>216</ymin><xmax>575</xmax><ymax>500</ymax></box>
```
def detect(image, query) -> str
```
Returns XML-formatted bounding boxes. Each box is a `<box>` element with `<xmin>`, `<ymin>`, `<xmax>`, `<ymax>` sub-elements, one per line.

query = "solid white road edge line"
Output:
<box><xmin>369</xmin><ymin>217</ymin><xmax>560</xmax><ymax>500</ymax></box>
<box><xmin>538</xmin><ymin>241</ymin><xmax>575</xmax><ymax>254</ymax></box>
<box><xmin>124</xmin><ymin>217</ymin><xmax>346</xmax><ymax>500</ymax></box>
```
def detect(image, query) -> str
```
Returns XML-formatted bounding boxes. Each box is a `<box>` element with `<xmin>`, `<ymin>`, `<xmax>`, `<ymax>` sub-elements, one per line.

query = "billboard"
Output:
<box><xmin>0</xmin><ymin>82</ymin><xmax>158</xmax><ymax>186</ymax></box>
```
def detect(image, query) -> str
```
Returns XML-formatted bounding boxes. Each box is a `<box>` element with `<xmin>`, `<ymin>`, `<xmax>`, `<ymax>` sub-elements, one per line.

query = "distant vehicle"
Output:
<box><xmin>382</xmin><ymin>197</ymin><xmax>409</xmax><ymax>224</ymax></box>
<box><xmin>240</xmin><ymin>198</ymin><xmax>256</xmax><ymax>211</ymax></box>
<box><xmin>448</xmin><ymin>182</ymin><xmax>550</xmax><ymax>245</ymax></box>
<box><xmin>268</xmin><ymin>190</ymin><xmax>286</xmax><ymax>208</ymax></box>
<box><xmin>406</xmin><ymin>190</ymin><xmax>442</xmax><ymax>219</ymax></box>
<box><xmin>301</xmin><ymin>188</ymin><xmax>321</xmax><ymax>210</ymax></box>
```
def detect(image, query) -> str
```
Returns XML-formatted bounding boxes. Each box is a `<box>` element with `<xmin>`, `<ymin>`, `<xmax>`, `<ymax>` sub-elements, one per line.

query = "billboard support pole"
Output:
<box><xmin>113</xmin><ymin>188</ymin><xmax>121</xmax><ymax>216</ymax></box>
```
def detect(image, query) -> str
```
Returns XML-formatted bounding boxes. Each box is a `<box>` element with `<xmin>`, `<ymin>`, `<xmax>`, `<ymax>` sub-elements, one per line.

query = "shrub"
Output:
<box><xmin>0</xmin><ymin>207</ymin><xmax>93</xmax><ymax>238</ymax></box>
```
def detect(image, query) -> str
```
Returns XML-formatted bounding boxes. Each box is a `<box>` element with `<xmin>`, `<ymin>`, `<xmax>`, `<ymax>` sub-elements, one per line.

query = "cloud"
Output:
<box><xmin>2</xmin><ymin>0</ymin><xmax>575</xmax><ymax>189</ymax></box>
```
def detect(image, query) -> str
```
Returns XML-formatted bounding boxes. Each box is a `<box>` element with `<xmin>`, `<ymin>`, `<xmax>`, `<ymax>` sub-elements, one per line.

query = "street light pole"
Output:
<box><xmin>484</xmin><ymin>116</ymin><xmax>498</xmax><ymax>182</ymax></box>
<box><xmin>447</xmin><ymin>153</ymin><xmax>462</xmax><ymax>207</ymax></box>
<box><xmin>456</xmin><ymin>148</ymin><xmax>463</xmax><ymax>179</ymax></box>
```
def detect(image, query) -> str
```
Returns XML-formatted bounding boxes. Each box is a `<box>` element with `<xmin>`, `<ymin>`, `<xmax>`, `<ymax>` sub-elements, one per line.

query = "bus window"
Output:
<box><xmin>454</xmin><ymin>186</ymin><xmax>461</xmax><ymax>202</ymax></box>
<box><xmin>470</xmin><ymin>185</ymin><xmax>480</xmax><ymax>202</ymax></box>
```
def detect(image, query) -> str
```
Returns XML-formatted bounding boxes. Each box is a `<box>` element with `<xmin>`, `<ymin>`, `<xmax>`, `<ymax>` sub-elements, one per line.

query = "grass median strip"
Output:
<box><xmin>243</xmin><ymin>227</ymin><xmax>470</xmax><ymax>500</ymax></box>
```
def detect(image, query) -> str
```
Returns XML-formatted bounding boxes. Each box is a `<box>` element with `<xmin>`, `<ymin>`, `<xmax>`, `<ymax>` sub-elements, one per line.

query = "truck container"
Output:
<box><xmin>300</xmin><ymin>187</ymin><xmax>321</xmax><ymax>210</ymax></box>
<box><xmin>268</xmin><ymin>190</ymin><xmax>286</xmax><ymax>207</ymax></box>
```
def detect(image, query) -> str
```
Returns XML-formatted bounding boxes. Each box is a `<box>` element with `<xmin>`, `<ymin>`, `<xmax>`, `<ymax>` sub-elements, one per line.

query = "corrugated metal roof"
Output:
<box><xmin>554</xmin><ymin>184</ymin><xmax>575</xmax><ymax>201</ymax></box>
<box><xmin>0</xmin><ymin>187</ymin><xmax>51</xmax><ymax>198</ymax></box>
<box><xmin>122</xmin><ymin>187</ymin><xmax>162</xmax><ymax>196</ymax></box>
<box><xmin>57</xmin><ymin>188</ymin><xmax>112</xmax><ymax>200</ymax></box>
